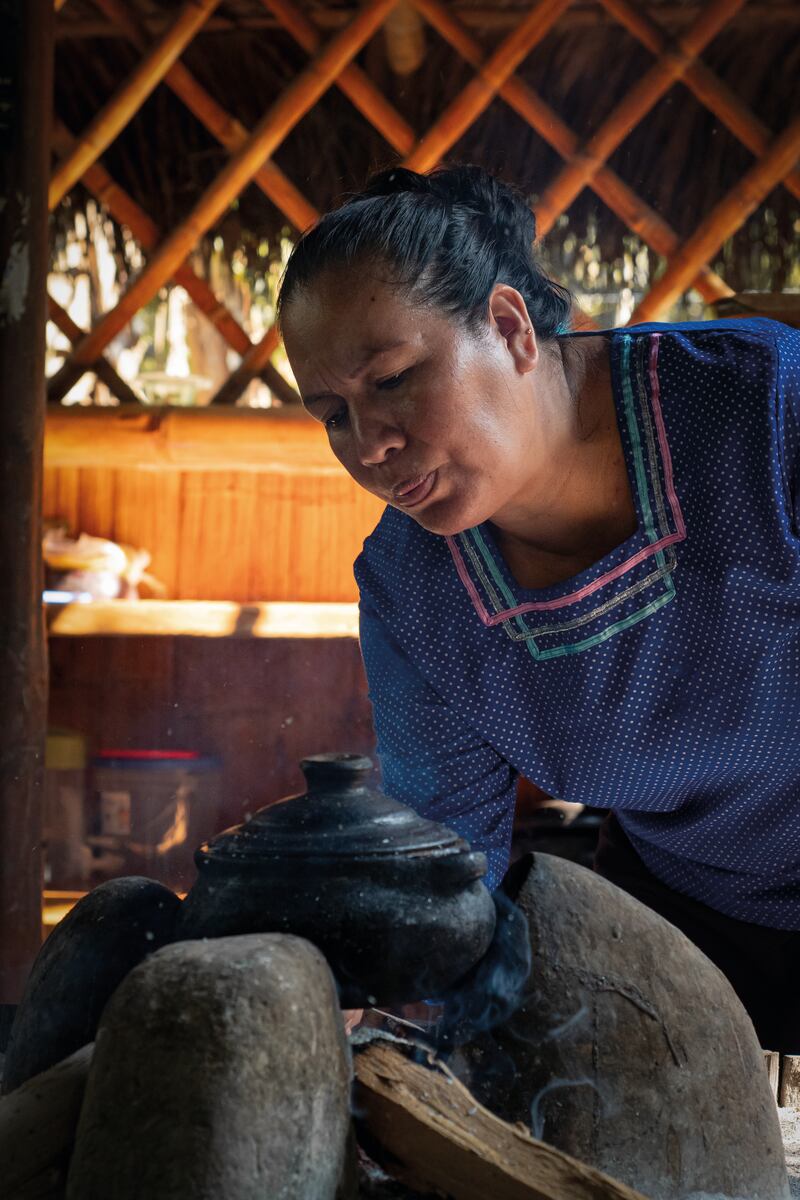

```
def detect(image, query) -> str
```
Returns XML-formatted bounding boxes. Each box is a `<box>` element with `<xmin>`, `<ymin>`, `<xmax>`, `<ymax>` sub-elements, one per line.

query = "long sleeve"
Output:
<box><xmin>359</xmin><ymin>597</ymin><xmax>517</xmax><ymax>891</ymax></box>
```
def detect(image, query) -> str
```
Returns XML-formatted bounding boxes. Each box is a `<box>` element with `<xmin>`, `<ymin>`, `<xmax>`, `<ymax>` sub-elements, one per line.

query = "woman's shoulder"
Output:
<box><xmin>610</xmin><ymin>317</ymin><xmax>796</xmax><ymax>417</ymax></box>
<box><xmin>354</xmin><ymin>506</ymin><xmax>452</xmax><ymax>611</ymax></box>
<box><xmin>603</xmin><ymin>315</ymin><xmax>789</xmax><ymax>344</ymax></box>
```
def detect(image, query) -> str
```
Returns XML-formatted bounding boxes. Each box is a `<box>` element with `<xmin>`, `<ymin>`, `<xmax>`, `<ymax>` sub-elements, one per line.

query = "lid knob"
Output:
<box><xmin>299</xmin><ymin>753</ymin><xmax>373</xmax><ymax>793</ymax></box>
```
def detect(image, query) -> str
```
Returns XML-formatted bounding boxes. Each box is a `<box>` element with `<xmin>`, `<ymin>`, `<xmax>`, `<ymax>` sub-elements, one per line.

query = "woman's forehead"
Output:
<box><xmin>282</xmin><ymin>274</ymin><xmax>445</xmax><ymax>373</ymax></box>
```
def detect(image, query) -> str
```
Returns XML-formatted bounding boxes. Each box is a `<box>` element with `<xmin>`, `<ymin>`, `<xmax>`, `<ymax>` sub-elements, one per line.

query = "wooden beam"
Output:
<box><xmin>631</xmin><ymin>114</ymin><xmax>800</xmax><ymax>321</ymax></box>
<box><xmin>46</xmin><ymin>599</ymin><xmax>359</xmax><ymax>639</ymax></box>
<box><xmin>0</xmin><ymin>0</ymin><xmax>52</xmax><ymax>1003</ymax></box>
<box><xmin>411</xmin><ymin>0</ymin><xmax>731</xmax><ymax>304</ymax></box>
<box><xmin>49</xmin><ymin>0</ymin><xmax>222</xmax><ymax>210</ymax></box>
<box><xmin>46</xmin><ymin>0</ymin><xmax>399</xmax><ymax>404</ymax></box>
<box><xmin>43</xmin><ymin>404</ymin><xmax>335</xmax><ymax>471</ymax></box>
<box><xmin>54</xmin><ymin>5</ymin><xmax>800</xmax><ymax>39</ymax></box>
<box><xmin>353</xmin><ymin>1041</ymin><xmax>651</xmax><ymax>1200</ymax></box>
<box><xmin>534</xmin><ymin>0</ymin><xmax>748</xmax><ymax>235</ymax></box>
<box><xmin>404</xmin><ymin>0</ymin><xmax>572</xmax><ymax>173</ymax></box>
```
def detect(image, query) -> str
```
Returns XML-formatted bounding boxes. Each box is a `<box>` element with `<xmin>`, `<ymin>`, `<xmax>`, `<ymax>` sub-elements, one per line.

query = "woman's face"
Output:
<box><xmin>281</xmin><ymin>268</ymin><xmax>545</xmax><ymax>537</ymax></box>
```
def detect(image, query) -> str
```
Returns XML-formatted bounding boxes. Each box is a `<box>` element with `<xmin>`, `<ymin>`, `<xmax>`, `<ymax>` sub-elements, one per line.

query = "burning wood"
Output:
<box><xmin>353</xmin><ymin>1039</ymin><xmax>650</xmax><ymax>1200</ymax></box>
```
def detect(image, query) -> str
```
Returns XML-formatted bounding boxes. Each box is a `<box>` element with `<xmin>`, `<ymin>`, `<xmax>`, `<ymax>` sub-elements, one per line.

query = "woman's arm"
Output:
<box><xmin>775</xmin><ymin>321</ymin><xmax>800</xmax><ymax>529</ymax></box>
<box><xmin>359</xmin><ymin>599</ymin><xmax>517</xmax><ymax>891</ymax></box>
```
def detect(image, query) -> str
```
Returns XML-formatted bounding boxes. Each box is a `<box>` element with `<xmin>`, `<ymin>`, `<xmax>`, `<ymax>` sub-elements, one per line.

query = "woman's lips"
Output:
<box><xmin>392</xmin><ymin>470</ymin><xmax>437</xmax><ymax>508</ymax></box>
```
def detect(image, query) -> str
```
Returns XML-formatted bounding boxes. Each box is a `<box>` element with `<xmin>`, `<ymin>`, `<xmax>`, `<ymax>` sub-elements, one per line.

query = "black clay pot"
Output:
<box><xmin>179</xmin><ymin>753</ymin><xmax>496</xmax><ymax>1005</ymax></box>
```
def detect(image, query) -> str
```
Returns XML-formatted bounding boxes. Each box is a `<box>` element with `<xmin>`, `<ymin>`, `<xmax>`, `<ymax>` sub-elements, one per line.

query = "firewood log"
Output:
<box><xmin>0</xmin><ymin>1043</ymin><xmax>92</xmax><ymax>1198</ymax></box>
<box><xmin>353</xmin><ymin>1040</ymin><xmax>651</xmax><ymax>1200</ymax></box>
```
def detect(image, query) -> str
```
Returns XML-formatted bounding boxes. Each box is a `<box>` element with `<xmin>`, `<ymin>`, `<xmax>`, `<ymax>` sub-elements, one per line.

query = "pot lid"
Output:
<box><xmin>198</xmin><ymin>753</ymin><xmax>468</xmax><ymax>863</ymax></box>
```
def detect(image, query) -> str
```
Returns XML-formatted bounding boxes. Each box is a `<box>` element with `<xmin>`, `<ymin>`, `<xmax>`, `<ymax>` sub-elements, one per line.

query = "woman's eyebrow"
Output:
<box><xmin>302</xmin><ymin>390</ymin><xmax>340</xmax><ymax>408</ymax></box>
<box><xmin>352</xmin><ymin>340</ymin><xmax>411</xmax><ymax>373</ymax></box>
<box><xmin>302</xmin><ymin>341</ymin><xmax>413</xmax><ymax>405</ymax></box>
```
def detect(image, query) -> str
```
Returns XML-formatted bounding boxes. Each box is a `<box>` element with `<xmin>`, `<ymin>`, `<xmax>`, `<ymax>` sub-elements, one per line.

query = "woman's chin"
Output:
<box><xmin>403</xmin><ymin>498</ymin><xmax>481</xmax><ymax>538</ymax></box>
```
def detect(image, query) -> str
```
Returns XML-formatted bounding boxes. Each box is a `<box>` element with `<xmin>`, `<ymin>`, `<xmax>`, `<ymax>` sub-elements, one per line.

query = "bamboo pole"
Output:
<box><xmin>49</xmin><ymin>0</ymin><xmax>222</xmax><ymax>210</ymax></box>
<box><xmin>599</xmin><ymin>0</ymin><xmax>800</xmax><ymax>203</ymax></box>
<box><xmin>404</xmin><ymin>0</ymin><xmax>572</xmax><ymax>173</ymax></box>
<box><xmin>47</xmin><ymin>295</ymin><xmax>144</xmax><ymax>405</ymax></box>
<box><xmin>47</xmin><ymin>0</ymin><xmax>399</xmax><ymax>404</ymax></box>
<box><xmin>52</xmin><ymin>120</ymin><xmax>292</xmax><ymax>405</ymax></box>
<box><xmin>91</xmin><ymin>0</ymin><xmax>319</xmax><ymax>232</ymax></box>
<box><xmin>411</xmin><ymin>0</ymin><xmax>731</xmax><ymax>304</ymax></box>
<box><xmin>209</xmin><ymin>327</ymin><xmax>283</xmax><ymax>406</ymax></box>
<box><xmin>203</xmin><ymin>0</ymin><xmax>424</xmax><ymax>406</ymax></box>
<box><xmin>51</xmin><ymin>118</ymin><xmax>253</xmax><ymax>358</ymax></box>
<box><xmin>631</xmin><ymin>114</ymin><xmax>800</xmax><ymax>322</ymax></box>
<box><xmin>534</xmin><ymin>0</ymin><xmax>748</xmax><ymax>235</ymax></box>
<box><xmin>260</xmin><ymin>0</ymin><xmax>416</xmax><ymax>155</ymax></box>
<box><xmin>0</xmin><ymin>0</ymin><xmax>53</xmax><ymax>1003</ymax></box>
<box><xmin>52</xmin><ymin>119</ymin><xmax>296</xmax><ymax>401</ymax></box>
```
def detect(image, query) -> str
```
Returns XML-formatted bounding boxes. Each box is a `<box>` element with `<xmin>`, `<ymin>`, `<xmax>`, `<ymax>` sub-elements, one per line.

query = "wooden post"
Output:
<box><xmin>0</xmin><ymin>0</ymin><xmax>53</xmax><ymax>1002</ymax></box>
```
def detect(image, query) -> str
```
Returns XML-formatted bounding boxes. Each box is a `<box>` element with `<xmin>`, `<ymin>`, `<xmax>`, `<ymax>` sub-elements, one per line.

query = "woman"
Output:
<box><xmin>278</xmin><ymin>164</ymin><xmax>800</xmax><ymax>1050</ymax></box>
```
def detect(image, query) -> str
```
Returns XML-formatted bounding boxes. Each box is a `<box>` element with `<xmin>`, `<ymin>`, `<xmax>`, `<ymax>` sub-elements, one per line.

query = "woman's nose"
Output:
<box><xmin>352</xmin><ymin>411</ymin><xmax>406</xmax><ymax>466</ymax></box>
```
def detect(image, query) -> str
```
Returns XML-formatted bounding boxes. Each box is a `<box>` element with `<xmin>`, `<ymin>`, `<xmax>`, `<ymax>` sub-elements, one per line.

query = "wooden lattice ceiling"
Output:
<box><xmin>48</xmin><ymin>0</ymin><xmax>800</xmax><ymax>408</ymax></box>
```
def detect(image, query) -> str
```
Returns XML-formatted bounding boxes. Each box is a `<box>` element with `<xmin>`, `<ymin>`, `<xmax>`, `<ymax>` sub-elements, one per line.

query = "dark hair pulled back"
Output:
<box><xmin>277</xmin><ymin>164</ymin><xmax>572</xmax><ymax>339</ymax></box>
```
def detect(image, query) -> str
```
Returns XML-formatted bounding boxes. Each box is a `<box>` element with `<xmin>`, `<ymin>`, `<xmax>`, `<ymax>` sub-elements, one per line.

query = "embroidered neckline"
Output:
<box><xmin>446</xmin><ymin>332</ymin><xmax>686</xmax><ymax>659</ymax></box>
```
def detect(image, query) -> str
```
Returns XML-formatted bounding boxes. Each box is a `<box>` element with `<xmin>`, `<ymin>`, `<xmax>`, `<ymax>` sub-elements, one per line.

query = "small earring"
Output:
<box><xmin>525</xmin><ymin>326</ymin><xmax>532</xmax><ymax>334</ymax></box>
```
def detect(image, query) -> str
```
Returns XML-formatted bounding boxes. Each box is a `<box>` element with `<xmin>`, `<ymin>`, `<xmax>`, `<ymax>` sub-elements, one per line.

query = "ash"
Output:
<box><xmin>779</xmin><ymin>1107</ymin><xmax>800</xmax><ymax>1199</ymax></box>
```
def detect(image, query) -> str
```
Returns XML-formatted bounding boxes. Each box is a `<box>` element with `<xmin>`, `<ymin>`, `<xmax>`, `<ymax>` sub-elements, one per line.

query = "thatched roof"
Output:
<box><xmin>52</xmin><ymin>1</ymin><xmax>800</xmax><ymax>295</ymax></box>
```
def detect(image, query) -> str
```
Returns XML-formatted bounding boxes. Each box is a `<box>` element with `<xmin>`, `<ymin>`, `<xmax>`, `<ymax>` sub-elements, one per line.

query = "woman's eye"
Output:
<box><xmin>376</xmin><ymin>369</ymin><xmax>410</xmax><ymax>392</ymax></box>
<box><xmin>324</xmin><ymin>408</ymin><xmax>347</xmax><ymax>431</ymax></box>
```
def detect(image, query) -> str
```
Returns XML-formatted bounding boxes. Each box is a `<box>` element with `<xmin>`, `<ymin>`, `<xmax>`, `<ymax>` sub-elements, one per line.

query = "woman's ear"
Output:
<box><xmin>487</xmin><ymin>284</ymin><xmax>538</xmax><ymax>374</ymax></box>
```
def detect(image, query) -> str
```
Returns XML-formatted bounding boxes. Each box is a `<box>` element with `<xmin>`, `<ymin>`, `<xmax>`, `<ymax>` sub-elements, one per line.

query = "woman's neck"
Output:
<box><xmin>489</xmin><ymin>335</ymin><xmax>638</xmax><ymax>582</ymax></box>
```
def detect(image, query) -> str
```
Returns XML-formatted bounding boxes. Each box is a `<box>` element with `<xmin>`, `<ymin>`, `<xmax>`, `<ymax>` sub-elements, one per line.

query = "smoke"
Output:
<box><xmin>543</xmin><ymin>1004</ymin><xmax>589</xmax><ymax>1042</ymax></box>
<box><xmin>529</xmin><ymin>1076</ymin><xmax>601</xmax><ymax>1140</ymax></box>
<box><xmin>435</xmin><ymin>889</ymin><xmax>532</xmax><ymax>1051</ymax></box>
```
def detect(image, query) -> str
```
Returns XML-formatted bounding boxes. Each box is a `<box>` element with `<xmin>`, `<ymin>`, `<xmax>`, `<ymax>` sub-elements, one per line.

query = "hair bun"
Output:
<box><xmin>361</xmin><ymin>166</ymin><xmax>439</xmax><ymax>200</ymax></box>
<box><xmin>430</xmin><ymin>165</ymin><xmax>537</xmax><ymax>250</ymax></box>
<box><xmin>280</xmin><ymin>162</ymin><xmax>571</xmax><ymax>342</ymax></box>
<box><xmin>362</xmin><ymin>164</ymin><xmax>536</xmax><ymax>248</ymax></box>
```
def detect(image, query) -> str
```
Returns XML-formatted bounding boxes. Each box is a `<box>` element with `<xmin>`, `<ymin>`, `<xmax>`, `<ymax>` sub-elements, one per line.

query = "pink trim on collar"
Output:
<box><xmin>447</xmin><ymin>333</ymin><xmax>686</xmax><ymax>627</ymax></box>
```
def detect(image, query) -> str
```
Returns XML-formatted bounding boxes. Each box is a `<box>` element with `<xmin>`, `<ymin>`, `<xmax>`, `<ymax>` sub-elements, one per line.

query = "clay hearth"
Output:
<box><xmin>0</xmin><ymin>845</ymin><xmax>793</xmax><ymax>1198</ymax></box>
<box><xmin>457</xmin><ymin>853</ymin><xmax>790</xmax><ymax>1200</ymax></box>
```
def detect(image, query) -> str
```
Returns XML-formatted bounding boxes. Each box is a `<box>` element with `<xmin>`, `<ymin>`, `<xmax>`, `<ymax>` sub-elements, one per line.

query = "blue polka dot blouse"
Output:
<box><xmin>355</xmin><ymin>318</ymin><xmax>800</xmax><ymax>929</ymax></box>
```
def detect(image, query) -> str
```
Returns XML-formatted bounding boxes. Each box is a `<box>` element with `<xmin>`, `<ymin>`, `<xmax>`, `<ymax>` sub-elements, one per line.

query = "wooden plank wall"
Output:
<box><xmin>43</xmin><ymin>465</ymin><xmax>384</xmax><ymax>602</ymax></box>
<box><xmin>48</xmin><ymin>632</ymin><xmax>377</xmax><ymax>885</ymax></box>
